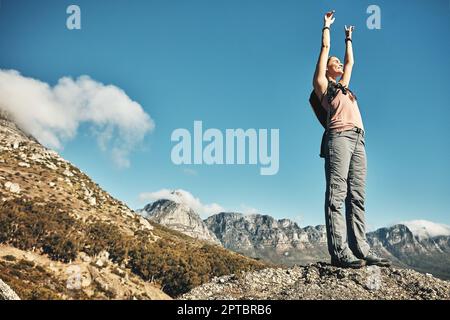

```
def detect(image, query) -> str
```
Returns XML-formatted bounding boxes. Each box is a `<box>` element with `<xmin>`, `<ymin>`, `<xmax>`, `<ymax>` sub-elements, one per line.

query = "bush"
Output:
<box><xmin>2</xmin><ymin>255</ymin><xmax>17</xmax><ymax>261</ymax></box>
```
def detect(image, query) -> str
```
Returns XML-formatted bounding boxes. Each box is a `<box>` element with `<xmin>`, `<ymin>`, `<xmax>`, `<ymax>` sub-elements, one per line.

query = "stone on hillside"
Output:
<box><xmin>4</xmin><ymin>182</ymin><xmax>21</xmax><ymax>194</ymax></box>
<box><xmin>45</xmin><ymin>162</ymin><xmax>57</xmax><ymax>170</ymax></box>
<box><xmin>78</xmin><ymin>252</ymin><xmax>92</xmax><ymax>263</ymax></box>
<box><xmin>95</xmin><ymin>251</ymin><xmax>110</xmax><ymax>268</ymax></box>
<box><xmin>18</xmin><ymin>162</ymin><xmax>30</xmax><ymax>168</ymax></box>
<box><xmin>63</xmin><ymin>169</ymin><xmax>74</xmax><ymax>177</ymax></box>
<box><xmin>88</xmin><ymin>196</ymin><xmax>97</xmax><ymax>206</ymax></box>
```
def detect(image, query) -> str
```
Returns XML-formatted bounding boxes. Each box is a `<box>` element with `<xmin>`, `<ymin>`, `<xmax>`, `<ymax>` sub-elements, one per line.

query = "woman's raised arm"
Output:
<box><xmin>339</xmin><ymin>25</ymin><xmax>355</xmax><ymax>88</ymax></box>
<box><xmin>313</xmin><ymin>11</ymin><xmax>335</xmax><ymax>99</ymax></box>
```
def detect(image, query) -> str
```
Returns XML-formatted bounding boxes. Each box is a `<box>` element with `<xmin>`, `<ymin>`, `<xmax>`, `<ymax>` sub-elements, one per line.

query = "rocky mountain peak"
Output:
<box><xmin>140</xmin><ymin>199</ymin><xmax>221</xmax><ymax>245</ymax></box>
<box><xmin>367</xmin><ymin>224</ymin><xmax>420</xmax><ymax>249</ymax></box>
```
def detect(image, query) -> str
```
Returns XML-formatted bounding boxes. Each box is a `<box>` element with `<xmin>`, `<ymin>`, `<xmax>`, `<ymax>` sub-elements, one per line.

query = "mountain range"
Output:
<box><xmin>141</xmin><ymin>199</ymin><xmax>450</xmax><ymax>280</ymax></box>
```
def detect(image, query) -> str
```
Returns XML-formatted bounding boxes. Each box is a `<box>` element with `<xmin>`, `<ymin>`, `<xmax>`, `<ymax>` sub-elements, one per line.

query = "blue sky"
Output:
<box><xmin>0</xmin><ymin>0</ymin><xmax>449</xmax><ymax>230</ymax></box>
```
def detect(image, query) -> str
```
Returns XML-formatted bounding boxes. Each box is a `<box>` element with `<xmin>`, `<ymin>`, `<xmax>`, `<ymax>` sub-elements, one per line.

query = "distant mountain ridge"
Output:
<box><xmin>204</xmin><ymin>211</ymin><xmax>329</xmax><ymax>265</ymax></box>
<box><xmin>367</xmin><ymin>224</ymin><xmax>450</xmax><ymax>279</ymax></box>
<box><xmin>140</xmin><ymin>199</ymin><xmax>450</xmax><ymax>280</ymax></box>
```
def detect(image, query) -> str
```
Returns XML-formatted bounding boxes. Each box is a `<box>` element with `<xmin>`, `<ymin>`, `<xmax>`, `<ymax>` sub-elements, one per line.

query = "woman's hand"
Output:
<box><xmin>324</xmin><ymin>10</ymin><xmax>335</xmax><ymax>27</ymax></box>
<box><xmin>345</xmin><ymin>25</ymin><xmax>354</xmax><ymax>39</ymax></box>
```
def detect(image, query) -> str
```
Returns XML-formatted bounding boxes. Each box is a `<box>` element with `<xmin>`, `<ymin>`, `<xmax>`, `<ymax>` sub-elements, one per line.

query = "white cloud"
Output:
<box><xmin>399</xmin><ymin>219</ymin><xmax>450</xmax><ymax>240</ymax></box>
<box><xmin>0</xmin><ymin>69</ymin><xmax>155</xmax><ymax>168</ymax></box>
<box><xmin>139</xmin><ymin>189</ymin><xmax>225</xmax><ymax>219</ymax></box>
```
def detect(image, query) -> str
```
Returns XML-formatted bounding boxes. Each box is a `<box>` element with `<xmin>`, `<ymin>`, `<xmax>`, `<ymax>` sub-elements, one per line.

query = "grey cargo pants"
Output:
<box><xmin>323</xmin><ymin>128</ymin><xmax>371</xmax><ymax>262</ymax></box>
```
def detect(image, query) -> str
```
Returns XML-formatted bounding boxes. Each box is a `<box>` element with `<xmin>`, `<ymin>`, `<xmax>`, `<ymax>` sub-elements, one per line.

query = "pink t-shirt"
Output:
<box><xmin>321</xmin><ymin>87</ymin><xmax>364</xmax><ymax>132</ymax></box>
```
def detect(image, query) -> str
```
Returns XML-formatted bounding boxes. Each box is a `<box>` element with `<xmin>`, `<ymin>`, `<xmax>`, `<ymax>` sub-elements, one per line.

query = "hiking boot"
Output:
<box><xmin>331</xmin><ymin>257</ymin><xmax>366</xmax><ymax>269</ymax></box>
<box><xmin>363</xmin><ymin>249</ymin><xmax>391</xmax><ymax>267</ymax></box>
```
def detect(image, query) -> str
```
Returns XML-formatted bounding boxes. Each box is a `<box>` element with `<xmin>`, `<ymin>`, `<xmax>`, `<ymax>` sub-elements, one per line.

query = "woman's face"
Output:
<box><xmin>327</xmin><ymin>57</ymin><xmax>344</xmax><ymax>78</ymax></box>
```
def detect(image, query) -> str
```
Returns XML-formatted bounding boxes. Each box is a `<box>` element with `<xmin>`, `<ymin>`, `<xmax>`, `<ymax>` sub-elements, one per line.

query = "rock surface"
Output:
<box><xmin>0</xmin><ymin>278</ymin><xmax>20</xmax><ymax>300</ymax></box>
<box><xmin>181</xmin><ymin>263</ymin><xmax>450</xmax><ymax>300</ymax></box>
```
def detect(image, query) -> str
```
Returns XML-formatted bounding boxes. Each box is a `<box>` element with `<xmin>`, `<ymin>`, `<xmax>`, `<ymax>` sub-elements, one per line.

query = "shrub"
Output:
<box><xmin>2</xmin><ymin>255</ymin><xmax>17</xmax><ymax>261</ymax></box>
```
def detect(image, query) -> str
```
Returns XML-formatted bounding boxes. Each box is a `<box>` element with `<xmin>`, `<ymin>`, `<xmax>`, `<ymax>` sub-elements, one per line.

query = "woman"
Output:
<box><xmin>312</xmin><ymin>10</ymin><xmax>390</xmax><ymax>268</ymax></box>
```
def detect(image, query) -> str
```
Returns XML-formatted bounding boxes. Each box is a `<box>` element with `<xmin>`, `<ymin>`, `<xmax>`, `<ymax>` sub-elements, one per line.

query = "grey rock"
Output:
<box><xmin>0</xmin><ymin>279</ymin><xmax>20</xmax><ymax>300</ymax></box>
<box><xmin>4</xmin><ymin>181</ymin><xmax>21</xmax><ymax>194</ymax></box>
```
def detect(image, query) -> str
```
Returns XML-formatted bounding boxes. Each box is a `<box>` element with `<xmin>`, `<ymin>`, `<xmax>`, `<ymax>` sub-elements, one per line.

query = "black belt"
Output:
<box><xmin>326</xmin><ymin>127</ymin><xmax>365</xmax><ymax>137</ymax></box>
<box><xmin>351</xmin><ymin>127</ymin><xmax>365</xmax><ymax>137</ymax></box>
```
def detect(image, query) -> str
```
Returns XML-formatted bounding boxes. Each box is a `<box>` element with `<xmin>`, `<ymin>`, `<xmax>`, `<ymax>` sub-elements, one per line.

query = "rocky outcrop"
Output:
<box><xmin>181</xmin><ymin>263</ymin><xmax>450</xmax><ymax>300</ymax></box>
<box><xmin>0</xmin><ymin>278</ymin><xmax>20</xmax><ymax>300</ymax></box>
<box><xmin>140</xmin><ymin>198</ymin><xmax>221</xmax><ymax>245</ymax></box>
